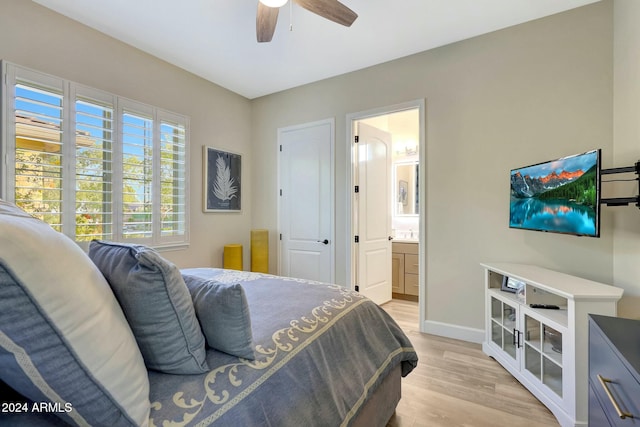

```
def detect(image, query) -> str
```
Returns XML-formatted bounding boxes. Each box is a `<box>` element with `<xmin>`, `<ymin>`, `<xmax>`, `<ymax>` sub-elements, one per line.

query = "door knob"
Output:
<box><xmin>317</xmin><ymin>239</ymin><xmax>329</xmax><ymax>245</ymax></box>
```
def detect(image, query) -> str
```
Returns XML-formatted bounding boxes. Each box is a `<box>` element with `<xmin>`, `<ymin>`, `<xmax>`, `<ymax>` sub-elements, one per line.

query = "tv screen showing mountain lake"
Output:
<box><xmin>509</xmin><ymin>151</ymin><xmax>599</xmax><ymax>236</ymax></box>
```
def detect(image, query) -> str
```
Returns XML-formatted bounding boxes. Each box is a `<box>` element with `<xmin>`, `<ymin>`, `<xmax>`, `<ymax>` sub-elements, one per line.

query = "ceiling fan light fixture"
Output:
<box><xmin>257</xmin><ymin>0</ymin><xmax>358</xmax><ymax>43</ymax></box>
<box><xmin>259</xmin><ymin>0</ymin><xmax>288</xmax><ymax>7</ymax></box>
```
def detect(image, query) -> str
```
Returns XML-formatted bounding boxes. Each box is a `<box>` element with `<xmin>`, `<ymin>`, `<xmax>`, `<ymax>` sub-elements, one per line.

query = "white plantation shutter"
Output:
<box><xmin>3</xmin><ymin>62</ymin><xmax>189</xmax><ymax>248</ymax></box>
<box><xmin>120</xmin><ymin>105</ymin><xmax>154</xmax><ymax>240</ymax></box>
<box><xmin>74</xmin><ymin>91</ymin><xmax>115</xmax><ymax>241</ymax></box>
<box><xmin>159</xmin><ymin>114</ymin><xmax>187</xmax><ymax>240</ymax></box>
<box><xmin>12</xmin><ymin>77</ymin><xmax>65</xmax><ymax>231</ymax></box>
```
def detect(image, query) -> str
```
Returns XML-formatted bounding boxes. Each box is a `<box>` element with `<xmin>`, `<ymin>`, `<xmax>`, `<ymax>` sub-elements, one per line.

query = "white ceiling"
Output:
<box><xmin>33</xmin><ymin>0</ymin><xmax>600</xmax><ymax>99</ymax></box>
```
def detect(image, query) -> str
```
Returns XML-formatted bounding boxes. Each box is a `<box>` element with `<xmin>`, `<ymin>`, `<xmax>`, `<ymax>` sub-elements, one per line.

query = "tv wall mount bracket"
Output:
<box><xmin>600</xmin><ymin>161</ymin><xmax>640</xmax><ymax>208</ymax></box>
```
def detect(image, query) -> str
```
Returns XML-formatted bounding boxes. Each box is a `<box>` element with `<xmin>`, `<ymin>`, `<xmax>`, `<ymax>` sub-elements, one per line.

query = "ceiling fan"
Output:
<box><xmin>257</xmin><ymin>0</ymin><xmax>358</xmax><ymax>43</ymax></box>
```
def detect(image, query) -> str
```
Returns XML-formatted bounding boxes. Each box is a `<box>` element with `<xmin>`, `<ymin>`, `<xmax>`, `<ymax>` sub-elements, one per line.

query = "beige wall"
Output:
<box><xmin>3</xmin><ymin>0</ymin><xmax>632</xmax><ymax>334</ymax></box>
<box><xmin>0</xmin><ymin>0</ymin><xmax>253</xmax><ymax>269</ymax></box>
<box><xmin>251</xmin><ymin>1</ymin><xmax>615</xmax><ymax>333</ymax></box>
<box><xmin>613</xmin><ymin>0</ymin><xmax>640</xmax><ymax>319</ymax></box>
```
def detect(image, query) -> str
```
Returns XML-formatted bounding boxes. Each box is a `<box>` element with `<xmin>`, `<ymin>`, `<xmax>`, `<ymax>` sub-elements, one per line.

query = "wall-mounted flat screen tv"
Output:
<box><xmin>510</xmin><ymin>149</ymin><xmax>601</xmax><ymax>237</ymax></box>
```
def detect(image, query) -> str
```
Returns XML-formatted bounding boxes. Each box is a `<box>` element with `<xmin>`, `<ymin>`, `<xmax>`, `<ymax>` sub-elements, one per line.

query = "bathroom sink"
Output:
<box><xmin>392</xmin><ymin>238</ymin><xmax>419</xmax><ymax>243</ymax></box>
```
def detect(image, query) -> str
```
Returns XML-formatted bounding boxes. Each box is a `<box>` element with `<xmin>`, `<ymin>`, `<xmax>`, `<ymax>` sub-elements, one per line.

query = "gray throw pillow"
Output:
<box><xmin>182</xmin><ymin>274</ymin><xmax>255</xmax><ymax>360</ymax></box>
<box><xmin>89</xmin><ymin>240</ymin><xmax>208</xmax><ymax>374</ymax></box>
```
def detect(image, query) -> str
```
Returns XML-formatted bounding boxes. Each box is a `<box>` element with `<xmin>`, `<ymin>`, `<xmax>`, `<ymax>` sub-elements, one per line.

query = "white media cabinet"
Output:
<box><xmin>481</xmin><ymin>263</ymin><xmax>623</xmax><ymax>427</ymax></box>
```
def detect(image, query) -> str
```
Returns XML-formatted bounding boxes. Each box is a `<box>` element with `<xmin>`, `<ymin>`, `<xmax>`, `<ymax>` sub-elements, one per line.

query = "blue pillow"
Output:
<box><xmin>182</xmin><ymin>274</ymin><xmax>255</xmax><ymax>360</ymax></box>
<box><xmin>89</xmin><ymin>240</ymin><xmax>208</xmax><ymax>374</ymax></box>
<box><xmin>0</xmin><ymin>200</ymin><xmax>150</xmax><ymax>427</ymax></box>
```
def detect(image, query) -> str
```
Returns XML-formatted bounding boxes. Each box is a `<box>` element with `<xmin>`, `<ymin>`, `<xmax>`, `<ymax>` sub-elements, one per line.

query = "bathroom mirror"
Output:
<box><xmin>394</xmin><ymin>161</ymin><xmax>419</xmax><ymax>216</ymax></box>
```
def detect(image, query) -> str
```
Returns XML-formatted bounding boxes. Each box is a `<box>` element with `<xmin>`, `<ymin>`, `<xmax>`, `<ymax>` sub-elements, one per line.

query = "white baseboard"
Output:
<box><xmin>422</xmin><ymin>320</ymin><xmax>484</xmax><ymax>344</ymax></box>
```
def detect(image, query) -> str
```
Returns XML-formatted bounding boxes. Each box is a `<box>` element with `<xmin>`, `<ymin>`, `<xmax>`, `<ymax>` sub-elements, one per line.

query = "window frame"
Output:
<box><xmin>1</xmin><ymin>62</ymin><xmax>190</xmax><ymax>249</ymax></box>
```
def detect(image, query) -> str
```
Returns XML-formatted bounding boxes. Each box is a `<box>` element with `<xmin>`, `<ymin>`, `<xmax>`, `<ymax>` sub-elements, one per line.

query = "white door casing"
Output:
<box><xmin>347</xmin><ymin>99</ymin><xmax>426</xmax><ymax>331</ymax></box>
<box><xmin>355</xmin><ymin>122</ymin><xmax>392</xmax><ymax>304</ymax></box>
<box><xmin>277</xmin><ymin>119</ymin><xmax>334</xmax><ymax>283</ymax></box>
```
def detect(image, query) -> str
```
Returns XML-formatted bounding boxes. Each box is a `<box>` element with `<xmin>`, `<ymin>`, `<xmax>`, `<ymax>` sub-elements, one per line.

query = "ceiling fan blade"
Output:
<box><xmin>257</xmin><ymin>2</ymin><xmax>280</xmax><ymax>43</ymax></box>
<box><xmin>293</xmin><ymin>0</ymin><xmax>357</xmax><ymax>27</ymax></box>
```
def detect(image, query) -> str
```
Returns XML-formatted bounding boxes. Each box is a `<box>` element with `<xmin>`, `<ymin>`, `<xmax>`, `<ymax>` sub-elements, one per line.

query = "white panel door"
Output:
<box><xmin>278</xmin><ymin>119</ymin><xmax>334</xmax><ymax>283</ymax></box>
<box><xmin>356</xmin><ymin>122</ymin><xmax>392</xmax><ymax>304</ymax></box>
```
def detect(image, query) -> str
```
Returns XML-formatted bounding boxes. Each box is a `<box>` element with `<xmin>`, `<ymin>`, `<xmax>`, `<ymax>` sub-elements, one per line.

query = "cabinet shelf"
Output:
<box><xmin>543</xmin><ymin>344</ymin><xmax>563</xmax><ymax>366</ymax></box>
<box><xmin>482</xmin><ymin>263</ymin><xmax>623</xmax><ymax>427</ymax></box>
<box><xmin>527</xmin><ymin>306</ymin><xmax>568</xmax><ymax>329</ymax></box>
<box><xmin>529</xmin><ymin>343</ymin><xmax>562</xmax><ymax>365</ymax></box>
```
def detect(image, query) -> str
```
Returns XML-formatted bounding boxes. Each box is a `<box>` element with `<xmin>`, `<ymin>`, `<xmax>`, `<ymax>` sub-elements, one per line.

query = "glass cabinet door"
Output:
<box><xmin>523</xmin><ymin>314</ymin><xmax>563</xmax><ymax>398</ymax></box>
<box><xmin>524</xmin><ymin>316</ymin><xmax>542</xmax><ymax>378</ymax></box>
<box><xmin>542</xmin><ymin>325</ymin><xmax>563</xmax><ymax>396</ymax></box>
<box><xmin>490</xmin><ymin>296</ymin><xmax>518</xmax><ymax>362</ymax></box>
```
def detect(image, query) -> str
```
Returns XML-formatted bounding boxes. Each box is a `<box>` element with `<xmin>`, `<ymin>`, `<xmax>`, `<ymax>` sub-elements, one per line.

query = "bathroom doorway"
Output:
<box><xmin>346</xmin><ymin>99</ymin><xmax>425</xmax><ymax>331</ymax></box>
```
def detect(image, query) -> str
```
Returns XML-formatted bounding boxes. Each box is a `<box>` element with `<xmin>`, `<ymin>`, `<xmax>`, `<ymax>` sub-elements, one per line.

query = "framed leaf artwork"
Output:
<box><xmin>203</xmin><ymin>146</ymin><xmax>242</xmax><ymax>212</ymax></box>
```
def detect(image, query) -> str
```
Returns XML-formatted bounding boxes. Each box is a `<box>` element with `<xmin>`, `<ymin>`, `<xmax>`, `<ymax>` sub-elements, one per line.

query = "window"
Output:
<box><xmin>75</xmin><ymin>93</ymin><xmax>114</xmax><ymax>241</ymax></box>
<box><xmin>121</xmin><ymin>106</ymin><xmax>154</xmax><ymax>239</ymax></box>
<box><xmin>2</xmin><ymin>63</ymin><xmax>189</xmax><ymax>248</ymax></box>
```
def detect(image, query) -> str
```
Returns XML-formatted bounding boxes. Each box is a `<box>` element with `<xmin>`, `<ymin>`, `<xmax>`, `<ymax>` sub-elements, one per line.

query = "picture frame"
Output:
<box><xmin>203</xmin><ymin>146</ymin><xmax>242</xmax><ymax>212</ymax></box>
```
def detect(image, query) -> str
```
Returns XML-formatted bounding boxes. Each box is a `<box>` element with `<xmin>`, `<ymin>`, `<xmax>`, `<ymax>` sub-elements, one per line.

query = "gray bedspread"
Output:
<box><xmin>148</xmin><ymin>269</ymin><xmax>418</xmax><ymax>427</ymax></box>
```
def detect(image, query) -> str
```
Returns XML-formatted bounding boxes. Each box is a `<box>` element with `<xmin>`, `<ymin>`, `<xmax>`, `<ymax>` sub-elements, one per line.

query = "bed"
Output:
<box><xmin>149</xmin><ymin>268</ymin><xmax>417</xmax><ymax>427</ymax></box>
<box><xmin>0</xmin><ymin>199</ymin><xmax>418</xmax><ymax>427</ymax></box>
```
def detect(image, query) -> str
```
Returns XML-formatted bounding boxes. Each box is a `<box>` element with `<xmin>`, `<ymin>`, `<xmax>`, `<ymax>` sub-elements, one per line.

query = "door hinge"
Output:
<box><xmin>354</xmin><ymin>185</ymin><xmax>359</xmax><ymax>193</ymax></box>
<box><xmin>280</xmin><ymin>145</ymin><xmax>282</xmax><ymax>152</ymax></box>
<box><xmin>354</xmin><ymin>235</ymin><xmax>359</xmax><ymax>243</ymax></box>
<box><xmin>279</xmin><ymin>189</ymin><xmax>282</xmax><ymax>196</ymax></box>
<box><xmin>354</xmin><ymin>135</ymin><xmax>359</xmax><ymax>143</ymax></box>
<box><xmin>279</xmin><ymin>233</ymin><xmax>282</xmax><ymax>241</ymax></box>
<box><xmin>355</xmin><ymin>285</ymin><xmax>360</xmax><ymax>292</ymax></box>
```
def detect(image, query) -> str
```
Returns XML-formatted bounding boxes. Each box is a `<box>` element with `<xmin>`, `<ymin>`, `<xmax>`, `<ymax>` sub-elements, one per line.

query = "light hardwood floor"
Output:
<box><xmin>381</xmin><ymin>299</ymin><xmax>560</xmax><ymax>427</ymax></box>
